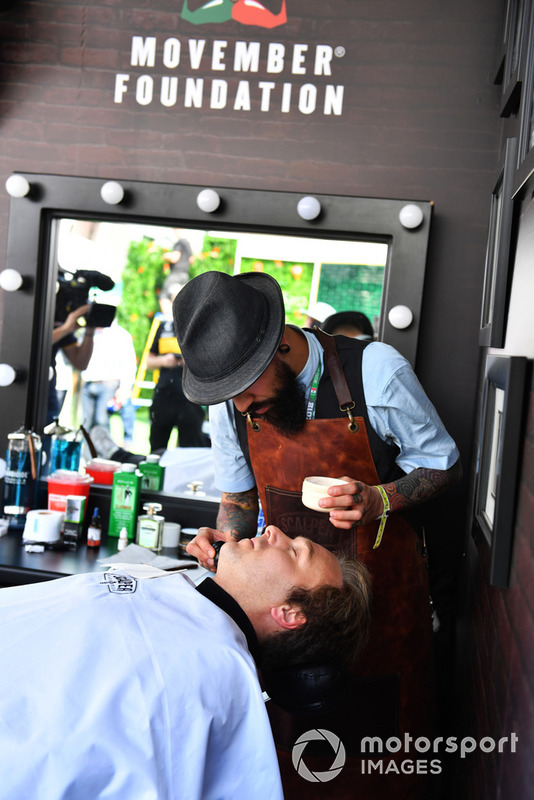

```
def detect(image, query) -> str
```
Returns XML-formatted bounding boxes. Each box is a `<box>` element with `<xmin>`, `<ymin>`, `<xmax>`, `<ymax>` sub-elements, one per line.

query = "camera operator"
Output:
<box><xmin>47</xmin><ymin>268</ymin><xmax>115</xmax><ymax>426</ymax></box>
<box><xmin>48</xmin><ymin>304</ymin><xmax>96</xmax><ymax>425</ymax></box>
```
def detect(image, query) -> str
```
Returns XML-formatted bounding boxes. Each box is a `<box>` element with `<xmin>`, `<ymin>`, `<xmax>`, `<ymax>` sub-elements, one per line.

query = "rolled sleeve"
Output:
<box><xmin>363</xmin><ymin>343</ymin><xmax>460</xmax><ymax>474</ymax></box>
<box><xmin>209</xmin><ymin>402</ymin><xmax>256</xmax><ymax>493</ymax></box>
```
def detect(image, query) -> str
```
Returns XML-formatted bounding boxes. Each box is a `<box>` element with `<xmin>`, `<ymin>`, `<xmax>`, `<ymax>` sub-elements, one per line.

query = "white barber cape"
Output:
<box><xmin>0</xmin><ymin>570</ymin><xmax>283</xmax><ymax>800</ymax></box>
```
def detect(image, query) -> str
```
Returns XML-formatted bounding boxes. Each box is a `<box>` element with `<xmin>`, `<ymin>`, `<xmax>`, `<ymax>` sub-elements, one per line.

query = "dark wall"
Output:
<box><xmin>0</xmin><ymin>0</ymin><xmax>504</xmax><ymax>497</ymax></box>
<box><xmin>451</xmin><ymin>3</ymin><xmax>534</xmax><ymax>783</ymax></box>
<box><xmin>453</xmin><ymin>371</ymin><xmax>534</xmax><ymax>800</ymax></box>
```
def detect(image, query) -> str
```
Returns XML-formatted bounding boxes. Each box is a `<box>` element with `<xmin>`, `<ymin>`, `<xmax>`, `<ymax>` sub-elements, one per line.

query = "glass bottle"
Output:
<box><xmin>87</xmin><ymin>507</ymin><xmax>102</xmax><ymax>548</ymax></box>
<box><xmin>136</xmin><ymin>502</ymin><xmax>165</xmax><ymax>552</ymax></box>
<box><xmin>3</xmin><ymin>427</ymin><xmax>42</xmax><ymax>528</ymax></box>
<box><xmin>45</xmin><ymin>419</ymin><xmax>82</xmax><ymax>474</ymax></box>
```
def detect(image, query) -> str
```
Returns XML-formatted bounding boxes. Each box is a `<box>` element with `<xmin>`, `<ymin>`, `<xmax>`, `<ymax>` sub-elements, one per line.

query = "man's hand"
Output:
<box><xmin>319</xmin><ymin>478</ymin><xmax>384</xmax><ymax>529</ymax></box>
<box><xmin>186</xmin><ymin>527</ymin><xmax>230</xmax><ymax>572</ymax></box>
<box><xmin>52</xmin><ymin>304</ymin><xmax>92</xmax><ymax>344</ymax></box>
<box><xmin>320</xmin><ymin>460</ymin><xmax>463</xmax><ymax>530</ymax></box>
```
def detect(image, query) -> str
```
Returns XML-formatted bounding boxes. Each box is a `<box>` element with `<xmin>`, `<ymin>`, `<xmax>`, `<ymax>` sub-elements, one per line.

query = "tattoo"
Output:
<box><xmin>217</xmin><ymin>489</ymin><xmax>259</xmax><ymax>540</ymax></box>
<box><xmin>384</xmin><ymin>458</ymin><xmax>462</xmax><ymax>512</ymax></box>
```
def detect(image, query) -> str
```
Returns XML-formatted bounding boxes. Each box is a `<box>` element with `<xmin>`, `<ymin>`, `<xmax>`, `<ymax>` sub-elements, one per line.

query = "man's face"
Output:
<box><xmin>217</xmin><ymin>526</ymin><xmax>342</xmax><ymax>607</ymax></box>
<box><xmin>232</xmin><ymin>356</ymin><xmax>307</xmax><ymax>435</ymax></box>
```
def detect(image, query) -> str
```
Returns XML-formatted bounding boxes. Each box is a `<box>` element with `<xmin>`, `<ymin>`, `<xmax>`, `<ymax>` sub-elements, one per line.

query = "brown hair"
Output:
<box><xmin>259</xmin><ymin>553</ymin><xmax>372</xmax><ymax>671</ymax></box>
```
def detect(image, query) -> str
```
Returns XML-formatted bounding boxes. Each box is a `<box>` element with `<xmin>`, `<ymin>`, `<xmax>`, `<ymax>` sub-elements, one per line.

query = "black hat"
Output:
<box><xmin>173</xmin><ymin>270</ymin><xmax>285</xmax><ymax>404</ymax></box>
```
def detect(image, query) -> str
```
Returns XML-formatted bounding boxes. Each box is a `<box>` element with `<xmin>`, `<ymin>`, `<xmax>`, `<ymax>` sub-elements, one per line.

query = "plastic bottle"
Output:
<box><xmin>108</xmin><ymin>463</ymin><xmax>141</xmax><ymax>541</ymax></box>
<box><xmin>117</xmin><ymin>527</ymin><xmax>128</xmax><ymax>551</ymax></box>
<box><xmin>138</xmin><ymin>454</ymin><xmax>165</xmax><ymax>491</ymax></box>
<box><xmin>136</xmin><ymin>502</ymin><xmax>165</xmax><ymax>552</ymax></box>
<box><xmin>87</xmin><ymin>507</ymin><xmax>102</xmax><ymax>548</ymax></box>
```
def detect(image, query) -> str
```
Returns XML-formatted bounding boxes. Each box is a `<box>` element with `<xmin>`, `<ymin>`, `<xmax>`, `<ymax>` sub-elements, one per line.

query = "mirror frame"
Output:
<box><xmin>0</xmin><ymin>173</ymin><xmax>432</xmax><ymax>455</ymax></box>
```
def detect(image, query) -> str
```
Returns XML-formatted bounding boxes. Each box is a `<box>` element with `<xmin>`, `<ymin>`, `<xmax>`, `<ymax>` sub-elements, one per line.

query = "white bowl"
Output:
<box><xmin>301</xmin><ymin>476</ymin><xmax>349</xmax><ymax>512</ymax></box>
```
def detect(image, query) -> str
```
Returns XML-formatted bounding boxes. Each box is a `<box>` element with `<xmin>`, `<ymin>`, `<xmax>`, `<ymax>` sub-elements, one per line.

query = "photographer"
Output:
<box><xmin>48</xmin><ymin>268</ymin><xmax>115</xmax><ymax>425</ymax></box>
<box><xmin>48</xmin><ymin>304</ymin><xmax>96</xmax><ymax>425</ymax></box>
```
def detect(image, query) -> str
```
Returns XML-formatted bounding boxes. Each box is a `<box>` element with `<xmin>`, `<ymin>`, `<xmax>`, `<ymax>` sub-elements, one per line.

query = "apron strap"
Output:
<box><xmin>314</xmin><ymin>329</ymin><xmax>355</xmax><ymax>408</ymax></box>
<box><xmin>314</xmin><ymin>329</ymin><xmax>358</xmax><ymax>429</ymax></box>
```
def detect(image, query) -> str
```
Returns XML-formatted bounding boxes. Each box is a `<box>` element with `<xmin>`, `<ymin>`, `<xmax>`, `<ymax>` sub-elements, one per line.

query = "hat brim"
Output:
<box><xmin>181</xmin><ymin>272</ymin><xmax>285</xmax><ymax>405</ymax></box>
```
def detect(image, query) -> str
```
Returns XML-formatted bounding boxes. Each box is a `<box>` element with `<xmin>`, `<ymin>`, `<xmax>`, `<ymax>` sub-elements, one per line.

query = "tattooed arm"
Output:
<box><xmin>185</xmin><ymin>488</ymin><xmax>259</xmax><ymax>570</ymax></box>
<box><xmin>323</xmin><ymin>459</ymin><xmax>463</xmax><ymax>530</ymax></box>
<box><xmin>216</xmin><ymin>489</ymin><xmax>259</xmax><ymax>541</ymax></box>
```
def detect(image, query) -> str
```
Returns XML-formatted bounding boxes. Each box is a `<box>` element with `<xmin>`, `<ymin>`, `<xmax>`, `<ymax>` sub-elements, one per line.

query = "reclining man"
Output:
<box><xmin>0</xmin><ymin>526</ymin><xmax>371</xmax><ymax>800</ymax></box>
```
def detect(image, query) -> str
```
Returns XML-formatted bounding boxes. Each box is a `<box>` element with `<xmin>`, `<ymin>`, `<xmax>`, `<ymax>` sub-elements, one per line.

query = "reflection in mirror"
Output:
<box><xmin>50</xmin><ymin>217</ymin><xmax>388</xmax><ymax>464</ymax></box>
<box><xmin>0</xmin><ymin>174</ymin><xmax>432</xmax><ymax>503</ymax></box>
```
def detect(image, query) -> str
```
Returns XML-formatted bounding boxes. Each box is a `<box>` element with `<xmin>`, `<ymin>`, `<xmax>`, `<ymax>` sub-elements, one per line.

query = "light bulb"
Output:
<box><xmin>0</xmin><ymin>364</ymin><xmax>17</xmax><ymax>386</ymax></box>
<box><xmin>100</xmin><ymin>181</ymin><xmax>125</xmax><ymax>205</ymax></box>
<box><xmin>399</xmin><ymin>204</ymin><xmax>424</xmax><ymax>229</ymax></box>
<box><xmin>0</xmin><ymin>269</ymin><xmax>23</xmax><ymax>292</ymax></box>
<box><xmin>196</xmin><ymin>189</ymin><xmax>221</xmax><ymax>213</ymax></box>
<box><xmin>297</xmin><ymin>196</ymin><xmax>321</xmax><ymax>221</ymax></box>
<box><xmin>5</xmin><ymin>175</ymin><xmax>30</xmax><ymax>198</ymax></box>
<box><xmin>388</xmin><ymin>305</ymin><xmax>413</xmax><ymax>329</ymax></box>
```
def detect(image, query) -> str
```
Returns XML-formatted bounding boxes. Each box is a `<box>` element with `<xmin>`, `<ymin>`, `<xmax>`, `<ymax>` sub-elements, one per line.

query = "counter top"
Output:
<box><xmin>0</xmin><ymin>529</ymin><xmax>199</xmax><ymax>586</ymax></box>
<box><xmin>0</xmin><ymin>486</ymin><xmax>218</xmax><ymax>587</ymax></box>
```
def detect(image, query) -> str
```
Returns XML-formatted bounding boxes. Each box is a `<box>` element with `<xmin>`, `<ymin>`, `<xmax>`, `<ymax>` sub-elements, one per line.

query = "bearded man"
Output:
<box><xmin>173</xmin><ymin>269</ymin><xmax>461</xmax><ymax>800</ymax></box>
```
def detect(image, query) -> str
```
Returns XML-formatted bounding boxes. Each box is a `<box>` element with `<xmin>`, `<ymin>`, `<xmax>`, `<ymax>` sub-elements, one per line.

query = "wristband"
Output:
<box><xmin>373</xmin><ymin>485</ymin><xmax>390</xmax><ymax>549</ymax></box>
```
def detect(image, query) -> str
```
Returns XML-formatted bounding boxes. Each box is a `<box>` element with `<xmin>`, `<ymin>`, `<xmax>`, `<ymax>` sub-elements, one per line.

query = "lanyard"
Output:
<box><xmin>305</xmin><ymin>364</ymin><xmax>322</xmax><ymax>420</ymax></box>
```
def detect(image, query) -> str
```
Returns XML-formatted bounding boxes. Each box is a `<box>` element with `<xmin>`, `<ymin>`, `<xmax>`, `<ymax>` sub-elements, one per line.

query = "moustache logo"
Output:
<box><xmin>181</xmin><ymin>0</ymin><xmax>288</xmax><ymax>29</ymax></box>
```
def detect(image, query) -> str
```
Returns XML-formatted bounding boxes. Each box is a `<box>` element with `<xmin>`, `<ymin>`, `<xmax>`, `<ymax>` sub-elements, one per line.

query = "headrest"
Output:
<box><xmin>261</xmin><ymin>662</ymin><xmax>350</xmax><ymax>717</ymax></box>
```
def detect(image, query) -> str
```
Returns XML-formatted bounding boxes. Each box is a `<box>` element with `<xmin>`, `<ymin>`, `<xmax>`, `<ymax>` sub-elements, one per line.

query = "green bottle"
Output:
<box><xmin>138</xmin><ymin>454</ymin><xmax>165</xmax><ymax>491</ymax></box>
<box><xmin>108</xmin><ymin>464</ymin><xmax>141</xmax><ymax>540</ymax></box>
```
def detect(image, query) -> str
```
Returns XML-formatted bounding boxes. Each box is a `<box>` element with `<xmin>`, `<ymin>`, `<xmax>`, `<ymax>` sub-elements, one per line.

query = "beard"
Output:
<box><xmin>248</xmin><ymin>359</ymin><xmax>307</xmax><ymax>436</ymax></box>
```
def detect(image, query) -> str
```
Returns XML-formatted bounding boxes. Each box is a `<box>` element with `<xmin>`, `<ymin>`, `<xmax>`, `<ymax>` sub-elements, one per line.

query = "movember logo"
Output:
<box><xmin>113</xmin><ymin>2</ymin><xmax>347</xmax><ymax>116</ymax></box>
<box><xmin>181</xmin><ymin>0</ymin><xmax>288</xmax><ymax>29</ymax></box>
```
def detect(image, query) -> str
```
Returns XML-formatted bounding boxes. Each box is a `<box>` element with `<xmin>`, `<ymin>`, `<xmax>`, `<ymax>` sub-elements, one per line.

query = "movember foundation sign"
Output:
<box><xmin>114</xmin><ymin>0</ymin><xmax>346</xmax><ymax>116</ymax></box>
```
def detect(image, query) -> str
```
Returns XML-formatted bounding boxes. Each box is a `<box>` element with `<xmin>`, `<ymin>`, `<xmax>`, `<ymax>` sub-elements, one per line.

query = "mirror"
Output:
<box><xmin>52</xmin><ymin>217</ymin><xmax>388</xmax><ymax>456</ymax></box>
<box><xmin>0</xmin><ymin>174</ymin><xmax>432</xmax><ymax>503</ymax></box>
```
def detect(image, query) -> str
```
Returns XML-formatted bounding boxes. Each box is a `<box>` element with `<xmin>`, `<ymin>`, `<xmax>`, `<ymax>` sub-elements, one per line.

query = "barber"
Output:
<box><xmin>173</xmin><ymin>270</ymin><xmax>462</xmax><ymax>798</ymax></box>
<box><xmin>173</xmin><ymin>271</ymin><xmax>461</xmax><ymax>554</ymax></box>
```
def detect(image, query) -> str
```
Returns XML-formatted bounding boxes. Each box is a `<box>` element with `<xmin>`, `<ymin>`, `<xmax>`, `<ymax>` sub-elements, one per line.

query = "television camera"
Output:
<box><xmin>55</xmin><ymin>268</ymin><xmax>117</xmax><ymax>328</ymax></box>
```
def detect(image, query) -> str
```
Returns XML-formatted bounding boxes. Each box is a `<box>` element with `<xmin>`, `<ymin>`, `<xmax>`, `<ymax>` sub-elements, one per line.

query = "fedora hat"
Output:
<box><xmin>173</xmin><ymin>270</ymin><xmax>285</xmax><ymax>404</ymax></box>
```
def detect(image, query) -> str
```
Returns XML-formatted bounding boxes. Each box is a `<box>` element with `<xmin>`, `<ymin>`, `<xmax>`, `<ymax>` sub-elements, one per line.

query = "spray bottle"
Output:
<box><xmin>2</xmin><ymin>426</ymin><xmax>42</xmax><ymax>528</ymax></box>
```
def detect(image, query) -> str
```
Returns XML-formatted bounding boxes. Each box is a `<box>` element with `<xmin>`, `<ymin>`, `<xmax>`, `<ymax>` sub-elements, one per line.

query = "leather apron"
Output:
<box><xmin>245</xmin><ymin>345</ymin><xmax>435</xmax><ymax>799</ymax></box>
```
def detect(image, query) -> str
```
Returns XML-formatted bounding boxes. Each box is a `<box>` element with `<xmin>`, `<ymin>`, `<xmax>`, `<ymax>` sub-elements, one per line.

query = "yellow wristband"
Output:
<box><xmin>373</xmin><ymin>485</ymin><xmax>390</xmax><ymax>549</ymax></box>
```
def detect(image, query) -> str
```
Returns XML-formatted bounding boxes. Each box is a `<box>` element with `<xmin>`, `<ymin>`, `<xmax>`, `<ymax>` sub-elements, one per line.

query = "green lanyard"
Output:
<box><xmin>306</xmin><ymin>364</ymin><xmax>322</xmax><ymax>420</ymax></box>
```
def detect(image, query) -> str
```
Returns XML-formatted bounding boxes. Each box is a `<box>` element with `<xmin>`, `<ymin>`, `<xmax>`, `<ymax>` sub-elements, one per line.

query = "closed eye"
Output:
<box><xmin>294</xmin><ymin>537</ymin><xmax>314</xmax><ymax>562</ymax></box>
